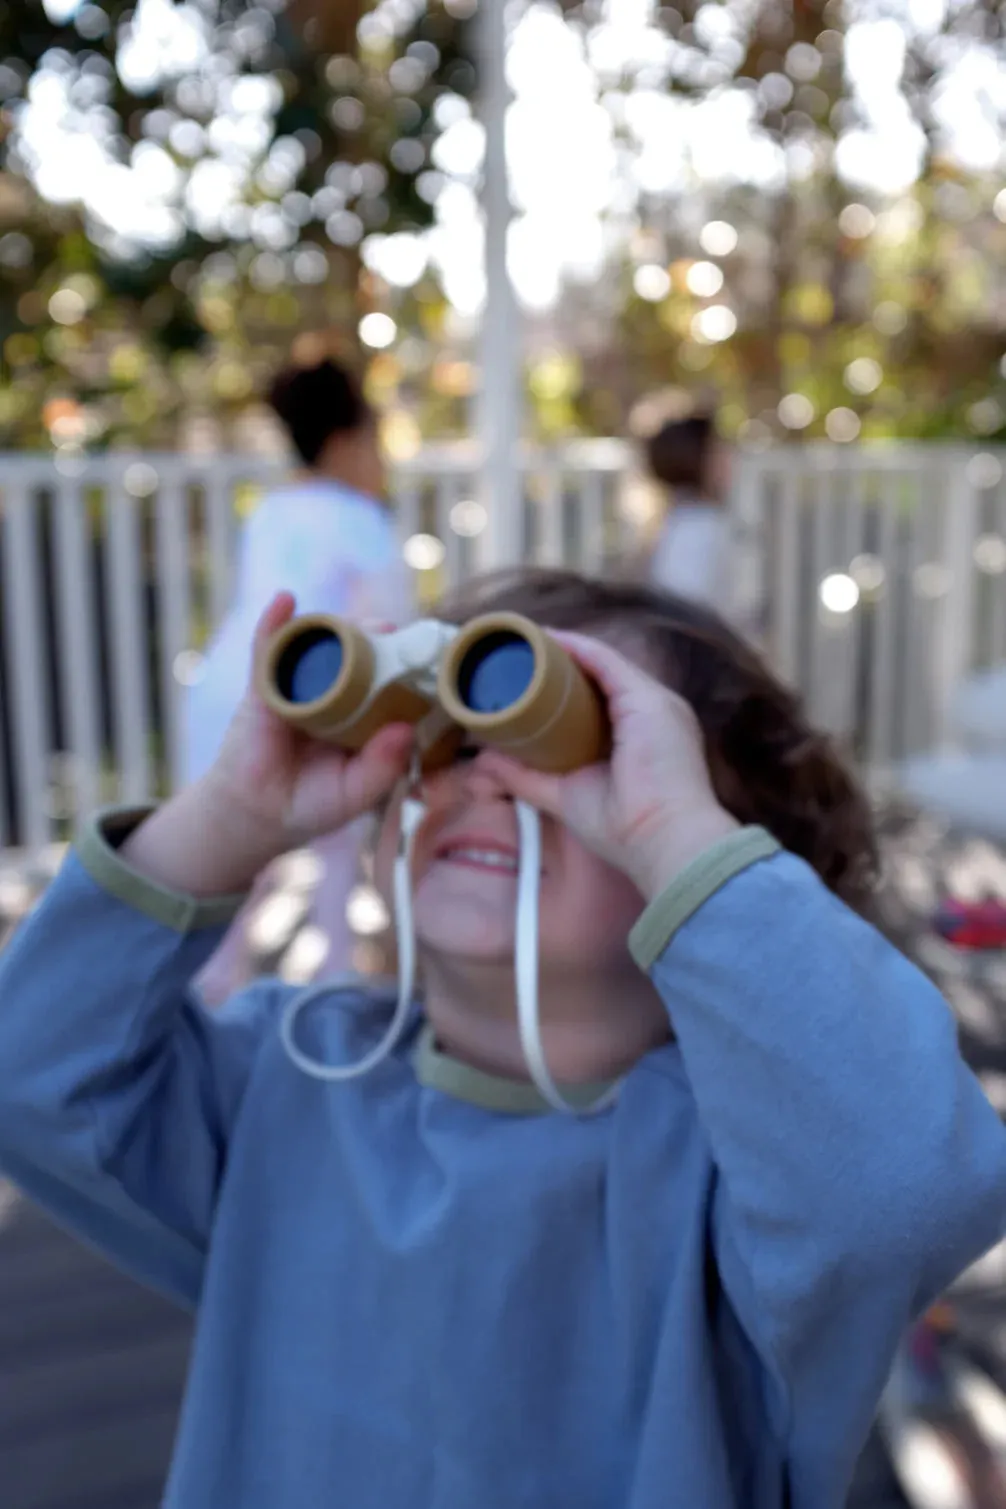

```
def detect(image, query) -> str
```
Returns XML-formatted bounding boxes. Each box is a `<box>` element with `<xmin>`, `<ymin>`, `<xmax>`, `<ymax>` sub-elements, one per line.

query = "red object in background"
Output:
<box><xmin>935</xmin><ymin>899</ymin><xmax>1006</xmax><ymax>950</ymax></box>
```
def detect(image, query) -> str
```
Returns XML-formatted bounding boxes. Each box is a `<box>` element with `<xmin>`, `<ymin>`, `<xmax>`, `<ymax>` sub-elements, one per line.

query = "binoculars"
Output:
<box><xmin>256</xmin><ymin>611</ymin><xmax>610</xmax><ymax>773</ymax></box>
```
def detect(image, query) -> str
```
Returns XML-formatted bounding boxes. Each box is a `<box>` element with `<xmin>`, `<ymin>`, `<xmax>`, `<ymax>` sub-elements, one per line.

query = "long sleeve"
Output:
<box><xmin>0</xmin><ymin>811</ymin><xmax>277</xmax><ymax>1307</ymax></box>
<box><xmin>630</xmin><ymin>829</ymin><xmax>1006</xmax><ymax>1507</ymax></box>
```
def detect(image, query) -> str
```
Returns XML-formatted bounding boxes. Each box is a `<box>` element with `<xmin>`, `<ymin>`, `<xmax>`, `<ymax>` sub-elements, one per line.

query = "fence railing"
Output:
<box><xmin>0</xmin><ymin>442</ymin><xmax>638</xmax><ymax>850</ymax></box>
<box><xmin>735</xmin><ymin>445</ymin><xmax>1006</xmax><ymax>778</ymax></box>
<box><xmin>0</xmin><ymin>441</ymin><xmax>1002</xmax><ymax>851</ymax></box>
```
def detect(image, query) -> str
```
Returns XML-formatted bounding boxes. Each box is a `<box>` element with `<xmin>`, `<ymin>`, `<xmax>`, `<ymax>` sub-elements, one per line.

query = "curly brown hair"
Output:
<box><xmin>441</xmin><ymin>568</ymin><xmax>878</xmax><ymax>913</ymax></box>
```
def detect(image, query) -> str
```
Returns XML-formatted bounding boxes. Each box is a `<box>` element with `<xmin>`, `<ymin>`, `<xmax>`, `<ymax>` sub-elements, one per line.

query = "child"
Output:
<box><xmin>644</xmin><ymin>409</ymin><xmax>734</xmax><ymax>610</ymax></box>
<box><xmin>185</xmin><ymin>355</ymin><xmax>410</xmax><ymax>997</ymax></box>
<box><xmin>0</xmin><ymin>568</ymin><xmax>1003</xmax><ymax>1509</ymax></box>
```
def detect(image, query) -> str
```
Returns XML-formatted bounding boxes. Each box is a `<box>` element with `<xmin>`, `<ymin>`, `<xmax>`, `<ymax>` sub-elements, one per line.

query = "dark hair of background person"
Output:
<box><xmin>441</xmin><ymin>568</ymin><xmax>878</xmax><ymax>915</ymax></box>
<box><xmin>268</xmin><ymin>359</ymin><xmax>371</xmax><ymax>467</ymax></box>
<box><xmin>645</xmin><ymin>413</ymin><xmax>716</xmax><ymax>492</ymax></box>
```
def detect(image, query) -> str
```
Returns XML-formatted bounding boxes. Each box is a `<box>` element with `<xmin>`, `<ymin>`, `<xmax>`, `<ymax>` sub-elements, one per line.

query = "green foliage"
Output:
<box><xmin>561</xmin><ymin>0</ymin><xmax>1006</xmax><ymax>443</ymax></box>
<box><xmin>0</xmin><ymin>0</ymin><xmax>476</xmax><ymax>447</ymax></box>
<box><xmin>0</xmin><ymin>0</ymin><xmax>1004</xmax><ymax>450</ymax></box>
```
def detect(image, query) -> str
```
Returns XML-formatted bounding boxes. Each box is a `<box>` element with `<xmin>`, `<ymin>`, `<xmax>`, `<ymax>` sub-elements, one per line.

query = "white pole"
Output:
<box><xmin>476</xmin><ymin>0</ymin><xmax>522</xmax><ymax>570</ymax></box>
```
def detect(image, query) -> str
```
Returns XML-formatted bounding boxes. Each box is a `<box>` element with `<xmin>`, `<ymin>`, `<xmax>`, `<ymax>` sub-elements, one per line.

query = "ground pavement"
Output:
<box><xmin>1</xmin><ymin>809</ymin><xmax>1005</xmax><ymax>1509</ymax></box>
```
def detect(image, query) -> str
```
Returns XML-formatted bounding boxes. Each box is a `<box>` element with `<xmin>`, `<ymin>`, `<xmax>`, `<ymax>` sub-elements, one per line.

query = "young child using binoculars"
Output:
<box><xmin>0</xmin><ymin>567</ymin><xmax>1003</xmax><ymax>1509</ymax></box>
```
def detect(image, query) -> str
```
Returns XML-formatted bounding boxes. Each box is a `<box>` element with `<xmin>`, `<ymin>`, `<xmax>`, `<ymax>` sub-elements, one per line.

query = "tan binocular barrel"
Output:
<box><xmin>437</xmin><ymin>612</ymin><xmax>610</xmax><ymax>773</ymax></box>
<box><xmin>256</xmin><ymin>613</ymin><xmax>434</xmax><ymax>749</ymax></box>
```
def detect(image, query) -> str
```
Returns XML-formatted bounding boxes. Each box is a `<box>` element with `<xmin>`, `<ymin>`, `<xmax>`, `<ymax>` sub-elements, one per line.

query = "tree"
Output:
<box><xmin>573</xmin><ymin>0</ymin><xmax>1006</xmax><ymax>442</ymax></box>
<box><xmin>0</xmin><ymin>0</ymin><xmax>477</xmax><ymax>447</ymax></box>
<box><xmin>3</xmin><ymin>0</ymin><xmax>1004</xmax><ymax>451</ymax></box>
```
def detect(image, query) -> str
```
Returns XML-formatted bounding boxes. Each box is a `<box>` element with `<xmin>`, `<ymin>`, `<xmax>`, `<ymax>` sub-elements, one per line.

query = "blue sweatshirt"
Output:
<box><xmin>0</xmin><ymin>811</ymin><xmax>1003</xmax><ymax>1509</ymax></box>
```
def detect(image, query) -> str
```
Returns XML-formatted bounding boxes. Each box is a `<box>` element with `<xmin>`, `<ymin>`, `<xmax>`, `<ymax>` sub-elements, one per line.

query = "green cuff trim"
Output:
<box><xmin>413</xmin><ymin>1024</ymin><xmax>615</xmax><ymax>1117</ymax></box>
<box><xmin>628</xmin><ymin>825</ymin><xmax>780</xmax><ymax>972</ymax></box>
<box><xmin>76</xmin><ymin>806</ymin><xmax>249</xmax><ymax>934</ymax></box>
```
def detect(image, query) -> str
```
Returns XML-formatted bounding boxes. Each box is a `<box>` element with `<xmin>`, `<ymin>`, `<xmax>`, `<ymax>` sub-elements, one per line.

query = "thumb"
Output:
<box><xmin>475</xmin><ymin>752</ymin><xmax>565</xmax><ymax>818</ymax></box>
<box><xmin>341</xmin><ymin>724</ymin><xmax>415</xmax><ymax>813</ymax></box>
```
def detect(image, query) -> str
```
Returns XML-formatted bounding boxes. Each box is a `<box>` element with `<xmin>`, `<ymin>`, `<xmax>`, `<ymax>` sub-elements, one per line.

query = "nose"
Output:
<box><xmin>424</xmin><ymin>748</ymin><xmax>513</xmax><ymax>806</ymax></box>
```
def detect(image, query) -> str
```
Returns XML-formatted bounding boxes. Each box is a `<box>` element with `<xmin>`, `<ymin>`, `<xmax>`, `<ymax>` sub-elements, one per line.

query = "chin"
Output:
<box><xmin>413</xmin><ymin>877</ymin><xmax>516</xmax><ymax>961</ymax></box>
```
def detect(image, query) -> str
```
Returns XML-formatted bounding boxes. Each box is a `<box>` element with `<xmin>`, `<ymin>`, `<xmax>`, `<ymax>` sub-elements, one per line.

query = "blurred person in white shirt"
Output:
<box><xmin>185</xmin><ymin>355</ymin><xmax>410</xmax><ymax>1002</ymax></box>
<box><xmin>643</xmin><ymin>410</ymin><xmax>734</xmax><ymax>612</ymax></box>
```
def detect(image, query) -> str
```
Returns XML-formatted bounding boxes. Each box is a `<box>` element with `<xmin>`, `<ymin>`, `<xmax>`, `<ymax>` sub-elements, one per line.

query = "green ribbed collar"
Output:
<box><xmin>412</xmin><ymin>1024</ymin><xmax>615</xmax><ymax>1116</ymax></box>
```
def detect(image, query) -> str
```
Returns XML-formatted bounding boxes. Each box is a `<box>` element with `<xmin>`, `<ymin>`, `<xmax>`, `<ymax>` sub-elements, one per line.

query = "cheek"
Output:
<box><xmin>538</xmin><ymin>841</ymin><xmax>645</xmax><ymax>963</ymax></box>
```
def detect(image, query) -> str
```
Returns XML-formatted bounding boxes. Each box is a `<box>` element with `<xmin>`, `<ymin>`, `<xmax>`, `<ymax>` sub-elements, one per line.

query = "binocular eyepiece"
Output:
<box><xmin>256</xmin><ymin>611</ymin><xmax>609</xmax><ymax>774</ymax></box>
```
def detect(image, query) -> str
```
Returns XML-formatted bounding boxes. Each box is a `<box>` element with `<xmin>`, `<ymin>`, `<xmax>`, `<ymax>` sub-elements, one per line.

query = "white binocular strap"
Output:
<box><xmin>281</xmin><ymin>789</ymin><xmax>617</xmax><ymax>1115</ymax></box>
<box><xmin>279</xmin><ymin>795</ymin><xmax>425</xmax><ymax>1082</ymax></box>
<box><xmin>514</xmin><ymin>801</ymin><xmax>619</xmax><ymax>1116</ymax></box>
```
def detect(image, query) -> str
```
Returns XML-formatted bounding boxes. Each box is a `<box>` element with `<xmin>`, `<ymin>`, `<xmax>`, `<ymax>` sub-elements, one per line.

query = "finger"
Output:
<box><xmin>252</xmin><ymin>591</ymin><xmax>296</xmax><ymax>657</ymax></box>
<box><xmin>548</xmin><ymin>629</ymin><xmax>654</xmax><ymax>701</ymax></box>
<box><xmin>474</xmin><ymin>752</ymin><xmax>566</xmax><ymax>818</ymax></box>
<box><xmin>364</xmin><ymin>722</ymin><xmax>416</xmax><ymax>764</ymax></box>
<box><xmin>246</xmin><ymin>594</ymin><xmax>298</xmax><ymax>707</ymax></box>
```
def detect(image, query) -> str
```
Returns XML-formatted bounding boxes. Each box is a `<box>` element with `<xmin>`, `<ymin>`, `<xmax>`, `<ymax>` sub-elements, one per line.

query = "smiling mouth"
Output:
<box><xmin>436</xmin><ymin>846</ymin><xmax>520</xmax><ymax>875</ymax></box>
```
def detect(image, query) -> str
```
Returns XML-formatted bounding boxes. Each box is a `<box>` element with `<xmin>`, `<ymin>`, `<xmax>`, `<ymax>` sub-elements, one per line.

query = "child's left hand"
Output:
<box><xmin>478</xmin><ymin>631</ymin><xmax>739</xmax><ymax>900</ymax></box>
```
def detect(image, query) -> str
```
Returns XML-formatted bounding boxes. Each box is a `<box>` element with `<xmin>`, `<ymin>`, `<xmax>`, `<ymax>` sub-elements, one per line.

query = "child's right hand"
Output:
<box><xmin>121</xmin><ymin>594</ymin><xmax>413</xmax><ymax>898</ymax></box>
<box><xmin>201</xmin><ymin>592</ymin><xmax>414</xmax><ymax>859</ymax></box>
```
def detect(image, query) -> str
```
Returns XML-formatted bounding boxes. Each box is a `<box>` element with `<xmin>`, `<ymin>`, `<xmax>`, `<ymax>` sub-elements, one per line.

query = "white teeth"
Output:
<box><xmin>448</xmin><ymin>848</ymin><xmax>518</xmax><ymax>872</ymax></box>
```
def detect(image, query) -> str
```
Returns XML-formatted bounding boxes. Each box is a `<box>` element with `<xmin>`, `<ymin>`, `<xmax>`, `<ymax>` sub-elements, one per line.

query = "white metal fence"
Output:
<box><xmin>0</xmin><ymin>441</ymin><xmax>1001</xmax><ymax>851</ymax></box>
<box><xmin>734</xmin><ymin>445</ymin><xmax>1006</xmax><ymax>778</ymax></box>
<box><xmin>0</xmin><ymin>442</ymin><xmax>636</xmax><ymax>850</ymax></box>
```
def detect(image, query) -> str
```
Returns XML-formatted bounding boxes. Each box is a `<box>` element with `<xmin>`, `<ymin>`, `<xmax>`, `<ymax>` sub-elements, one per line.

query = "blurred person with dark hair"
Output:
<box><xmin>643</xmin><ymin>408</ymin><xmax>734</xmax><ymax>612</ymax></box>
<box><xmin>184</xmin><ymin>356</ymin><xmax>409</xmax><ymax>999</ymax></box>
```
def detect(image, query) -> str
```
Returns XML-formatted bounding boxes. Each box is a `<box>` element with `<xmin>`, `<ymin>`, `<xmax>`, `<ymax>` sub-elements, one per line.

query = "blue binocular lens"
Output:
<box><xmin>456</xmin><ymin>631</ymin><xmax>536</xmax><ymax>714</ymax></box>
<box><xmin>276</xmin><ymin>629</ymin><xmax>344</xmax><ymax>705</ymax></box>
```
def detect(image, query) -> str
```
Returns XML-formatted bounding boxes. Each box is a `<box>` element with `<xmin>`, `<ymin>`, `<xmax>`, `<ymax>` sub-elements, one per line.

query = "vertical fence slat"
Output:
<box><xmin>155</xmin><ymin>471</ymin><xmax>191</xmax><ymax>794</ymax></box>
<box><xmin>932</xmin><ymin>458</ymin><xmax>979</xmax><ymax>753</ymax></box>
<box><xmin>989</xmin><ymin>480</ymin><xmax>1006</xmax><ymax>663</ymax></box>
<box><xmin>538</xmin><ymin>465</ymin><xmax>564</xmax><ymax>567</ymax></box>
<box><xmin>105</xmin><ymin>479</ymin><xmax>151</xmax><ymax>804</ymax></box>
<box><xmin>820</xmin><ymin>466</ymin><xmax>861</xmax><ymax>744</ymax></box>
<box><xmin>205</xmin><ymin>467</ymin><xmax>235</xmax><ymax>631</ymax></box>
<box><xmin>435</xmin><ymin>475</ymin><xmax>462</xmax><ymax>589</ymax></box>
<box><xmin>728</xmin><ymin>454</ymin><xmax>765</xmax><ymax>637</ymax></box>
<box><xmin>2</xmin><ymin>483</ymin><xmax>52</xmax><ymax>849</ymax></box>
<box><xmin>395</xmin><ymin>474</ymin><xmax>421</xmax><ymax>547</ymax></box>
<box><xmin>807</xmin><ymin>464</ymin><xmax>838</xmax><ymax>729</ymax></box>
<box><xmin>772</xmin><ymin>467</ymin><xmax>800</xmax><ymax>686</ymax></box>
<box><xmin>394</xmin><ymin>473</ymin><xmax>423</xmax><ymax>604</ymax></box>
<box><xmin>866</xmin><ymin>470</ymin><xmax>902</xmax><ymax>772</ymax></box>
<box><xmin>835</xmin><ymin>463</ymin><xmax>870</xmax><ymax>750</ymax></box>
<box><xmin>580</xmin><ymin>470</ymin><xmax>605</xmax><ymax>573</ymax></box>
<box><xmin>908</xmin><ymin>466</ymin><xmax>945</xmax><ymax>755</ymax></box>
<box><xmin>0</xmin><ymin>580</ymin><xmax>9</xmax><ymax>850</ymax></box>
<box><xmin>52</xmin><ymin>480</ymin><xmax>102</xmax><ymax>819</ymax></box>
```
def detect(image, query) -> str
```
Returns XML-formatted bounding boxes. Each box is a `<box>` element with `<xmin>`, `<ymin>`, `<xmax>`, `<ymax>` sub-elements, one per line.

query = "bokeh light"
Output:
<box><xmin>699</xmin><ymin>221</ymin><xmax>738</xmax><ymax>257</ymax></box>
<box><xmin>974</xmin><ymin>536</ymin><xmax>1006</xmax><ymax>574</ymax></box>
<box><xmin>633</xmin><ymin>264</ymin><xmax>671</xmax><ymax>302</ymax></box>
<box><xmin>825</xmin><ymin>408</ymin><xmax>861</xmax><ymax>442</ymax></box>
<box><xmin>844</xmin><ymin>358</ymin><xmax>883</xmax><ymax>395</ymax></box>
<box><xmin>966</xmin><ymin>453</ymin><xmax>1004</xmax><ymax>489</ymax></box>
<box><xmin>691</xmin><ymin>305</ymin><xmax>736</xmax><ymax>343</ymax></box>
<box><xmin>778</xmin><ymin>393</ymin><xmax>815</xmax><ymax>430</ymax></box>
<box><xmin>403</xmin><ymin>533</ymin><xmax>446</xmax><ymax>570</ymax></box>
<box><xmin>820</xmin><ymin>573</ymin><xmax>860</xmax><ymax>613</ymax></box>
<box><xmin>685</xmin><ymin>261</ymin><xmax>725</xmax><ymax>298</ymax></box>
<box><xmin>449</xmin><ymin>499</ymin><xmax>488</xmax><ymax>537</ymax></box>
<box><xmin>838</xmin><ymin>203</ymin><xmax>876</xmax><ymax>239</ymax></box>
<box><xmin>359</xmin><ymin>313</ymin><xmax>398</xmax><ymax>350</ymax></box>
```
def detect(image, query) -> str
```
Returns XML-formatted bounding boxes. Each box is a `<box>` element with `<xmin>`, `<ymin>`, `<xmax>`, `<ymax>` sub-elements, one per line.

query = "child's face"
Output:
<box><xmin>372</xmin><ymin>751</ymin><xmax>646</xmax><ymax>971</ymax></box>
